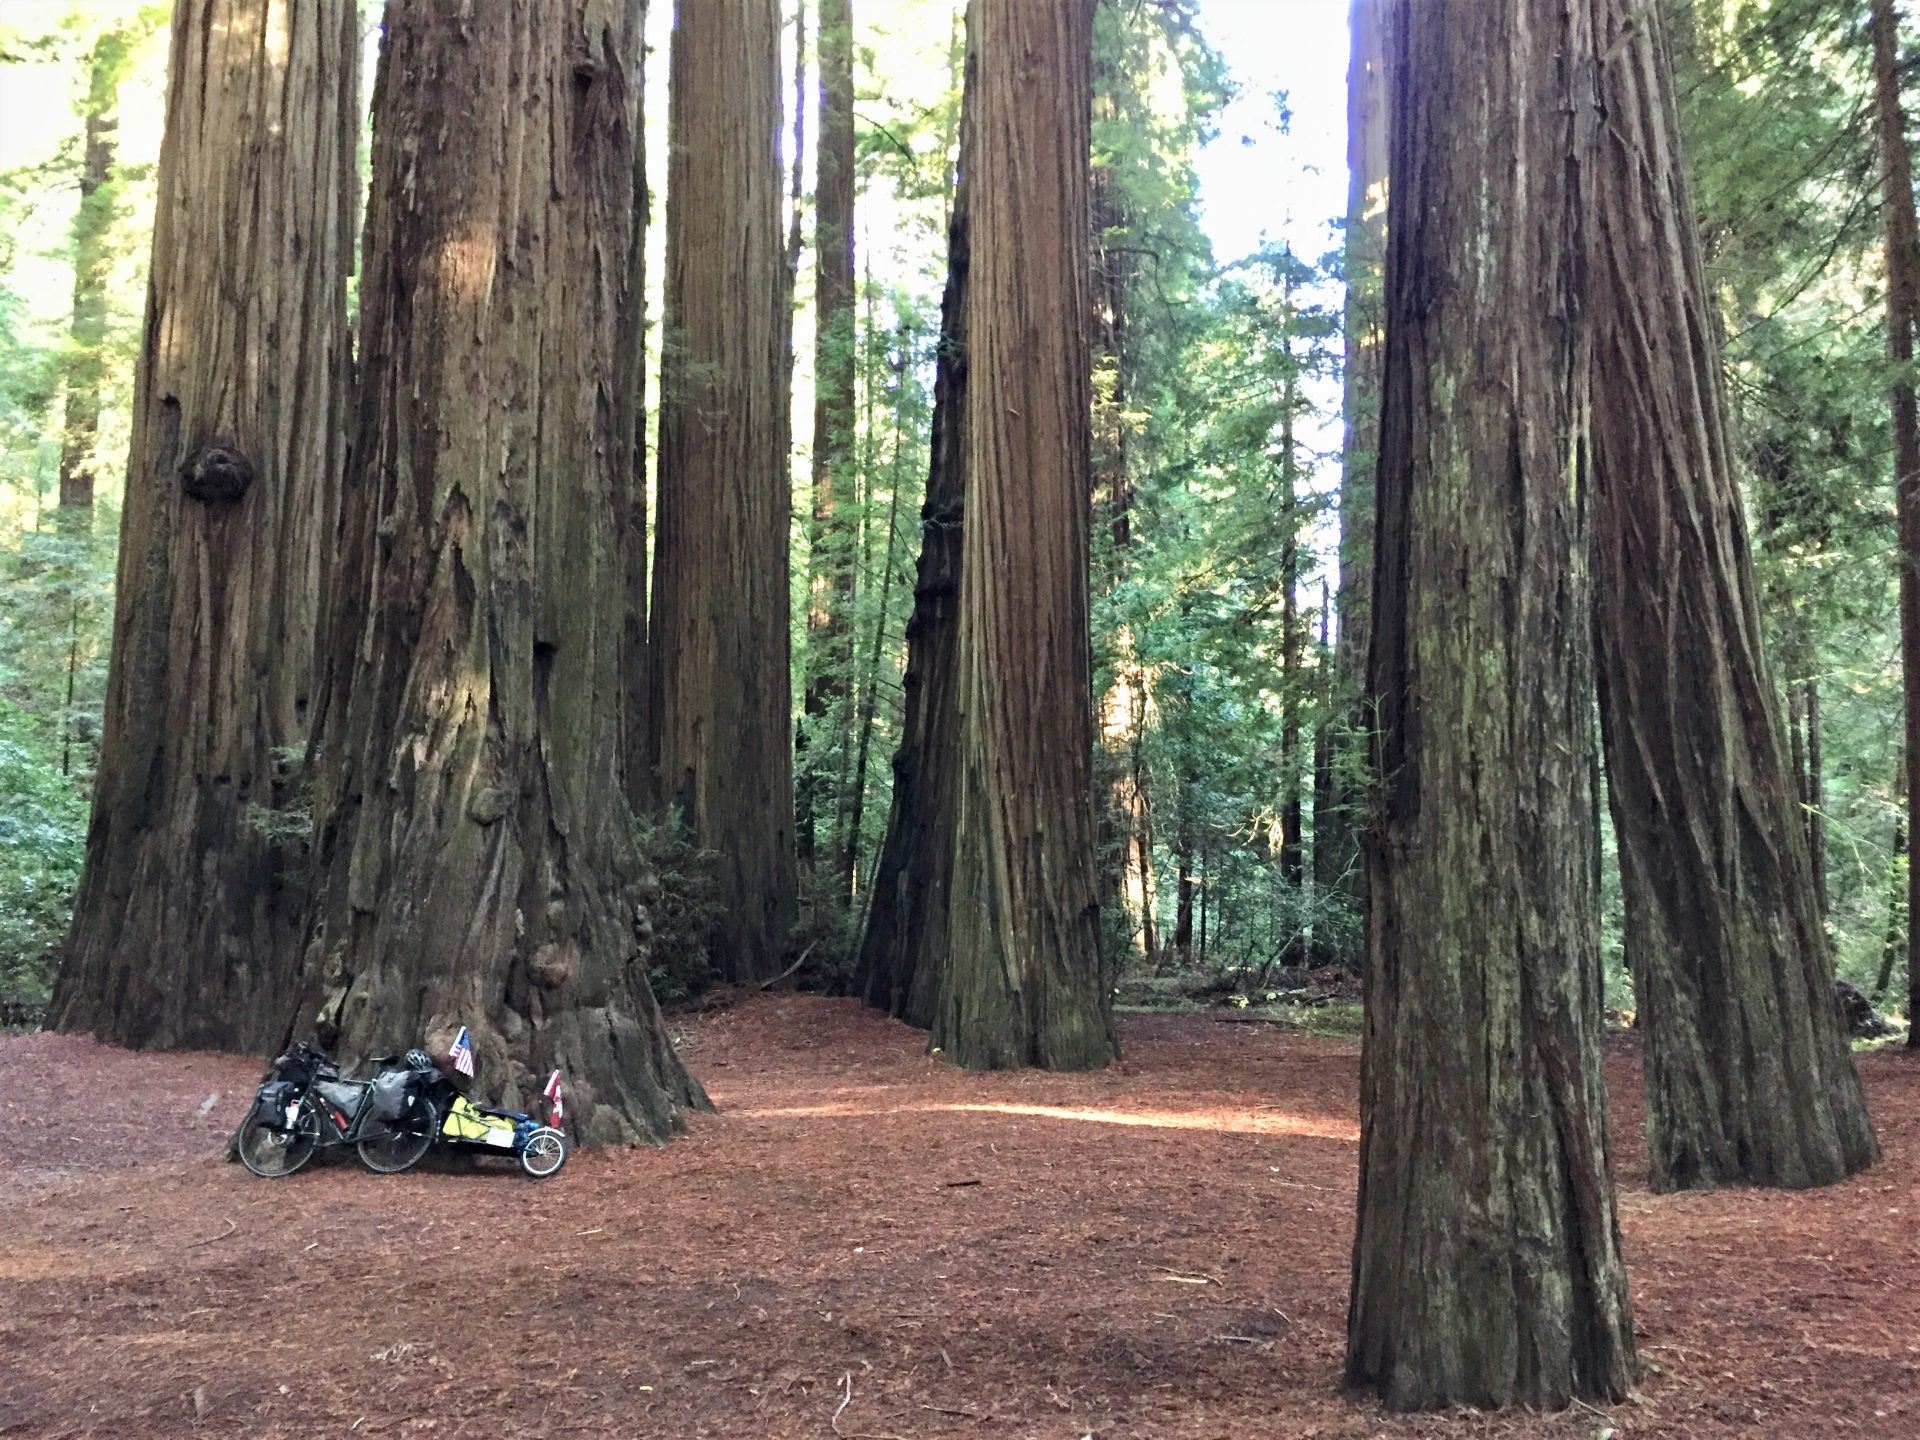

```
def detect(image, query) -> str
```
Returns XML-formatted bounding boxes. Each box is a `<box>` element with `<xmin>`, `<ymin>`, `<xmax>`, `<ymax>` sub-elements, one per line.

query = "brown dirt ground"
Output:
<box><xmin>2</xmin><ymin>996</ymin><xmax>1917</xmax><ymax>1439</ymax></box>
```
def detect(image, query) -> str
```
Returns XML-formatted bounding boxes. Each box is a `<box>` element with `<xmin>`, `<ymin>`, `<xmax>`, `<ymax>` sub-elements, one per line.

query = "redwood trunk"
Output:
<box><xmin>301</xmin><ymin>0</ymin><xmax>703</xmax><ymax>1145</ymax></box>
<box><xmin>1590</xmin><ymin>0</ymin><xmax>1876</xmax><ymax>1192</ymax></box>
<box><xmin>618</xmin><ymin>0</ymin><xmax>651</xmax><ymax>809</ymax></box>
<box><xmin>650</xmin><ymin>0</ymin><xmax>798</xmax><ymax>981</ymax></box>
<box><xmin>50</xmin><ymin>0</ymin><xmax>357</xmax><ymax>1051</ymax></box>
<box><xmin>1346</xmin><ymin>0</ymin><xmax>1636</xmax><ymax>1409</ymax></box>
<box><xmin>802</xmin><ymin>0</ymin><xmax>858</xmax><ymax>873</ymax></box>
<box><xmin>930</xmin><ymin>0</ymin><xmax>1116</xmax><ymax>1071</ymax></box>
<box><xmin>853</xmin><ymin>52</ymin><xmax>972</xmax><ymax>1029</ymax></box>
<box><xmin>1869</xmin><ymin>0</ymin><xmax>1920</xmax><ymax>1051</ymax></box>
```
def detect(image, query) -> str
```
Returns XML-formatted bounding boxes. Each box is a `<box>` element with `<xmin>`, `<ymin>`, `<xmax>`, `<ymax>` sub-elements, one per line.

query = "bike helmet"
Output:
<box><xmin>405</xmin><ymin>1047</ymin><xmax>436</xmax><ymax>1071</ymax></box>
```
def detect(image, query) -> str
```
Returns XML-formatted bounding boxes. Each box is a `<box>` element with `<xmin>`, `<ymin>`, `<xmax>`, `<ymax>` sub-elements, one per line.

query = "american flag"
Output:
<box><xmin>544</xmin><ymin>1069</ymin><xmax>566</xmax><ymax>1128</ymax></box>
<box><xmin>448</xmin><ymin>1025</ymin><xmax>475</xmax><ymax>1078</ymax></box>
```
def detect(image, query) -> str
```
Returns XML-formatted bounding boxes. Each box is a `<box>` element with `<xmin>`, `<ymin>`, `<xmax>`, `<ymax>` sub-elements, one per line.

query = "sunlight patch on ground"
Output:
<box><xmin>737</xmin><ymin>1097</ymin><xmax>1358</xmax><ymax>1142</ymax></box>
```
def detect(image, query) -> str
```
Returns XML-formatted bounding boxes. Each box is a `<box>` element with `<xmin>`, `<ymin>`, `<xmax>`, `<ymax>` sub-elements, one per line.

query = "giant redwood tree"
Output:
<box><xmin>299</xmin><ymin>0</ymin><xmax>703</xmax><ymax>1146</ymax></box>
<box><xmin>854</xmin><ymin>50</ymin><xmax>973</xmax><ymax>1030</ymax></box>
<box><xmin>650</xmin><ymin>0</ymin><xmax>798</xmax><ymax>982</ymax></box>
<box><xmin>50</xmin><ymin>0</ymin><xmax>357</xmax><ymax>1051</ymax></box>
<box><xmin>930</xmin><ymin>0</ymin><xmax>1116</xmax><ymax>1071</ymax></box>
<box><xmin>1588</xmin><ymin>0</ymin><xmax>1876</xmax><ymax>1192</ymax></box>
<box><xmin>1346</xmin><ymin>0</ymin><xmax>1636</xmax><ymax>1409</ymax></box>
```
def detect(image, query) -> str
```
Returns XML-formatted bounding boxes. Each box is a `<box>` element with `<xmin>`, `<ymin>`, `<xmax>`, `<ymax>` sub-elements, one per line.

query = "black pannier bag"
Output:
<box><xmin>312</xmin><ymin>1078</ymin><xmax>365</xmax><ymax>1121</ymax></box>
<box><xmin>368</xmin><ymin>1068</ymin><xmax>419</xmax><ymax>1123</ymax></box>
<box><xmin>250</xmin><ymin>1080</ymin><xmax>300</xmax><ymax>1132</ymax></box>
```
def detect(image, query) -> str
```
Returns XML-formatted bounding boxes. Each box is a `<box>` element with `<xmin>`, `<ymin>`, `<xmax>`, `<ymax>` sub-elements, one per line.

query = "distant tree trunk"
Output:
<box><xmin>49</xmin><ymin>0</ymin><xmax>357</xmax><ymax>1052</ymax></box>
<box><xmin>1172</xmin><ymin>837</ymin><xmax>1194</xmax><ymax>961</ymax></box>
<box><xmin>839</xmin><ymin>342</ymin><xmax>910</xmax><ymax>899</ymax></box>
<box><xmin>651</xmin><ymin>0</ymin><xmax>798</xmax><ymax>982</ymax></box>
<box><xmin>1345</xmin><ymin>0</ymin><xmax>1637</xmax><ymax>1410</ymax></box>
<box><xmin>1311</xmin><ymin>581</ymin><xmax>1334</xmax><ymax>942</ymax></box>
<box><xmin>1588</xmin><ymin>0</ymin><xmax>1876</xmax><ymax>1194</ymax></box>
<box><xmin>1278</xmin><ymin>364</ymin><xmax>1303</xmax><ymax>888</ymax></box>
<box><xmin>802</xmin><ymin>0</ymin><xmax>857</xmax><ymax>871</ymax></box>
<box><xmin>301</xmin><ymin>0</ymin><xmax>703</xmax><ymax>1145</ymax></box>
<box><xmin>57</xmin><ymin>32</ymin><xmax>126</xmax><ymax>526</ymax></box>
<box><xmin>786</xmin><ymin>0</ymin><xmax>807</xmax><ymax>294</ymax></box>
<box><xmin>1090</xmin><ymin>69</ymin><xmax>1153</xmax><ymax>962</ymax></box>
<box><xmin>1316</xmin><ymin>0</ymin><xmax>1387</xmax><ymax>907</ymax></box>
<box><xmin>1875</xmin><ymin>759</ymin><xmax>1907</xmax><ymax>1003</ymax></box>
<box><xmin>618</xmin><ymin>0</ymin><xmax>651</xmax><ymax>810</ymax></box>
<box><xmin>853</xmin><ymin>50</ymin><xmax>972</xmax><ymax>1029</ymax></box>
<box><xmin>1873</xmin><ymin>0</ymin><xmax>1920</xmax><ymax>1050</ymax></box>
<box><xmin>930</xmin><ymin>0</ymin><xmax>1116</xmax><ymax>1071</ymax></box>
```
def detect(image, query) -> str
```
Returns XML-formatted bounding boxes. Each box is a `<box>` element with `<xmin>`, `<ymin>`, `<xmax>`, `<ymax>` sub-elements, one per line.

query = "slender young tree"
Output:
<box><xmin>1870</xmin><ymin>0</ymin><xmax>1920</xmax><ymax>1050</ymax></box>
<box><xmin>930</xmin><ymin>0</ymin><xmax>1116</xmax><ymax>1071</ymax></box>
<box><xmin>650</xmin><ymin>0</ymin><xmax>797</xmax><ymax>982</ymax></box>
<box><xmin>1590</xmin><ymin>0</ymin><xmax>1876</xmax><ymax>1192</ymax></box>
<box><xmin>805</xmin><ymin>0</ymin><xmax>857</xmax><ymax>878</ymax></box>
<box><xmin>50</xmin><ymin>0</ymin><xmax>357</xmax><ymax>1051</ymax></box>
<box><xmin>854</xmin><ymin>50</ymin><xmax>973</xmax><ymax>1029</ymax></box>
<box><xmin>56</xmin><ymin>21</ymin><xmax>140</xmax><ymax>526</ymax></box>
<box><xmin>300</xmin><ymin>0</ymin><xmax>703</xmax><ymax>1145</ymax></box>
<box><xmin>1315</xmin><ymin>0</ymin><xmax>1386</xmax><ymax>907</ymax></box>
<box><xmin>1346</xmin><ymin>0</ymin><xmax>1636</xmax><ymax>1409</ymax></box>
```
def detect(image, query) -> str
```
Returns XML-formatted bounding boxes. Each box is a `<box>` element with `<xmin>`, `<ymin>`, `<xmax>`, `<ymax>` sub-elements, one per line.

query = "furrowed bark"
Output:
<box><xmin>1346</xmin><ymin>0</ymin><xmax>1636</xmax><ymax>1409</ymax></box>
<box><xmin>930</xmin><ymin>0</ymin><xmax>1116</xmax><ymax>1072</ymax></box>
<box><xmin>51</xmin><ymin>0</ymin><xmax>356</xmax><ymax>1052</ymax></box>
<box><xmin>301</xmin><ymin>0</ymin><xmax>703</xmax><ymax>1145</ymax></box>
<box><xmin>650</xmin><ymin>0</ymin><xmax>798</xmax><ymax>982</ymax></box>
<box><xmin>1589</xmin><ymin>0</ymin><xmax>1876</xmax><ymax>1193</ymax></box>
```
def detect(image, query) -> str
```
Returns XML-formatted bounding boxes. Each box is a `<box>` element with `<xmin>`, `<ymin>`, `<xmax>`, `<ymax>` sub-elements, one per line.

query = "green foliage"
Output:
<box><xmin>0</xmin><ymin>696</ymin><xmax>86</xmax><ymax>1022</ymax></box>
<box><xmin>630</xmin><ymin>810</ymin><xmax>726</xmax><ymax>1010</ymax></box>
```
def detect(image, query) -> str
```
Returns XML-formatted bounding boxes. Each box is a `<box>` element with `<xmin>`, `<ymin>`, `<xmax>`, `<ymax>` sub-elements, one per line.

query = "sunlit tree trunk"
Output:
<box><xmin>300</xmin><ymin>0</ymin><xmax>703</xmax><ymax>1145</ymax></box>
<box><xmin>931</xmin><ymin>0</ymin><xmax>1116</xmax><ymax>1070</ymax></box>
<box><xmin>1346</xmin><ymin>0</ymin><xmax>1636</xmax><ymax>1409</ymax></box>
<box><xmin>1315</xmin><ymin>0</ymin><xmax>1387</xmax><ymax>909</ymax></box>
<box><xmin>650</xmin><ymin>0</ymin><xmax>798</xmax><ymax>981</ymax></box>
<box><xmin>50</xmin><ymin>0</ymin><xmax>356</xmax><ymax>1051</ymax></box>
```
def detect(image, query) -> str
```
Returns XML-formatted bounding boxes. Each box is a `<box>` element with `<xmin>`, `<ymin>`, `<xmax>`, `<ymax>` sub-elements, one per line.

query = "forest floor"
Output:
<box><xmin>2</xmin><ymin>996</ymin><xmax>1918</xmax><ymax>1439</ymax></box>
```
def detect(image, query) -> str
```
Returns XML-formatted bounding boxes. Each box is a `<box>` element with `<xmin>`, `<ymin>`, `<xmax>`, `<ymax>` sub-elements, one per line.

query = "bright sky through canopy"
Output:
<box><xmin>1192</xmin><ymin>0</ymin><xmax>1350</xmax><ymax>264</ymax></box>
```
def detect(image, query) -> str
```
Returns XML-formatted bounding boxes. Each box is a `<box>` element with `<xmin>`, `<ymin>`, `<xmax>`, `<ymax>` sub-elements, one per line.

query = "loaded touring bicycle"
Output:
<box><xmin>236</xmin><ymin>1037</ymin><xmax>568</xmax><ymax>1180</ymax></box>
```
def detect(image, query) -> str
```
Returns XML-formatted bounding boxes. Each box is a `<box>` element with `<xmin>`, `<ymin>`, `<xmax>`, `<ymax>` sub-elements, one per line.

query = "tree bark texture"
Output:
<box><xmin>651</xmin><ymin>0</ymin><xmax>798</xmax><ymax>981</ymax></box>
<box><xmin>1316</xmin><ymin>0</ymin><xmax>1387</xmax><ymax>905</ymax></box>
<box><xmin>1346</xmin><ymin>0</ymin><xmax>1636</xmax><ymax>1410</ymax></box>
<box><xmin>804</xmin><ymin>0</ymin><xmax>857</xmax><ymax>877</ymax></box>
<box><xmin>929</xmin><ymin>0</ymin><xmax>1117</xmax><ymax>1072</ymax></box>
<box><xmin>301</xmin><ymin>0</ymin><xmax>703</xmax><ymax>1146</ymax></box>
<box><xmin>50</xmin><ymin>0</ymin><xmax>357</xmax><ymax>1051</ymax></box>
<box><xmin>619</xmin><ymin>0</ymin><xmax>651</xmax><ymax>811</ymax></box>
<box><xmin>853</xmin><ymin>49</ymin><xmax>972</xmax><ymax>1030</ymax></box>
<box><xmin>1589</xmin><ymin>0</ymin><xmax>1876</xmax><ymax>1192</ymax></box>
<box><xmin>1869</xmin><ymin>0</ymin><xmax>1920</xmax><ymax>1051</ymax></box>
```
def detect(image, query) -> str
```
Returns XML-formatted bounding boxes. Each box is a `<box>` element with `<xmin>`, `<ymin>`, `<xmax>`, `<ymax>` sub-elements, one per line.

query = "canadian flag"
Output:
<box><xmin>543</xmin><ymin>1069</ymin><xmax>566</xmax><ymax>1130</ymax></box>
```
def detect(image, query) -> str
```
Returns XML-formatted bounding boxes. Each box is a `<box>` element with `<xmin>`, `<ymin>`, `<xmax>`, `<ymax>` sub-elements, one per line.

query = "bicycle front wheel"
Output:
<box><xmin>237</xmin><ymin>1100</ymin><xmax>320</xmax><ymax>1179</ymax></box>
<box><xmin>356</xmin><ymin>1102</ymin><xmax>439</xmax><ymax>1174</ymax></box>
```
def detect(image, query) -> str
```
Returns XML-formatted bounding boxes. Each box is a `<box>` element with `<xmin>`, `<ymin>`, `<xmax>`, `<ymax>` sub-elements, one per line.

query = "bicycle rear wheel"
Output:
<box><xmin>237</xmin><ymin>1100</ymin><xmax>320</xmax><ymax>1178</ymax></box>
<box><xmin>356</xmin><ymin>1102</ymin><xmax>439</xmax><ymax>1174</ymax></box>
